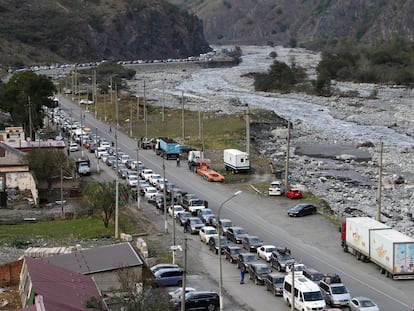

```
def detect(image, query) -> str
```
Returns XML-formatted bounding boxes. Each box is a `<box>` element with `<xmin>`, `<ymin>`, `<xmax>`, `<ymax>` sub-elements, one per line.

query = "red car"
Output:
<box><xmin>286</xmin><ymin>188</ymin><xmax>303</xmax><ymax>199</ymax></box>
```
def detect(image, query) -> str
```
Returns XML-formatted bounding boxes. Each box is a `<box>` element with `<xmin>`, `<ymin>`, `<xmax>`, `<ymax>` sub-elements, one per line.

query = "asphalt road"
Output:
<box><xmin>59</xmin><ymin>94</ymin><xmax>414</xmax><ymax>311</ymax></box>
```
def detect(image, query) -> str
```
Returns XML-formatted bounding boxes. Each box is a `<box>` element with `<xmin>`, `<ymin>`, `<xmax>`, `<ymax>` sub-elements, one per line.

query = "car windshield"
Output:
<box><xmin>236</xmin><ymin>228</ymin><xmax>247</xmax><ymax>234</ymax></box>
<box><xmin>332</xmin><ymin>285</ymin><xmax>348</xmax><ymax>294</ymax></box>
<box><xmin>266</xmin><ymin>247</ymin><xmax>276</xmax><ymax>252</ymax></box>
<box><xmin>221</xmin><ymin>220</ymin><xmax>232</xmax><ymax>227</ymax></box>
<box><xmin>257</xmin><ymin>266</ymin><xmax>271</xmax><ymax>274</ymax></box>
<box><xmin>231</xmin><ymin>248</ymin><xmax>241</xmax><ymax>254</ymax></box>
<box><xmin>191</xmin><ymin>219</ymin><xmax>202</xmax><ymax>225</ymax></box>
<box><xmin>206</xmin><ymin>229</ymin><xmax>217</xmax><ymax>234</ymax></box>
<box><xmin>245</xmin><ymin>254</ymin><xmax>257</xmax><ymax>261</ymax></box>
<box><xmin>291</xmin><ymin>205</ymin><xmax>304</xmax><ymax>211</ymax></box>
<box><xmin>303</xmin><ymin>291</ymin><xmax>323</xmax><ymax>301</ymax></box>
<box><xmin>273</xmin><ymin>277</ymin><xmax>285</xmax><ymax>284</ymax></box>
<box><xmin>181</xmin><ymin>212</ymin><xmax>191</xmax><ymax>218</ymax></box>
<box><xmin>191</xmin><ymin>199</ymin><xmax>204</xmax><ymax>206</ymax></box>
<box><xmin>250</xmin><ymin>238</ymin><xmax>261</xmax><ymax>243</ymax></box>
<box><xmin>360</xmin><ymin>300</ymin><xmax>376</xmax><ymax>307</ymax></box>
<box><xmin>280</xmin><ymin>253</ymin><xmax>293</xmax><ymax>260</ymax></box>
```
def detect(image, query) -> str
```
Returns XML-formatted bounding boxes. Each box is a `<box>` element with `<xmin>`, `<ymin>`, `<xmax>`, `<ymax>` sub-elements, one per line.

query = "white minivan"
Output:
<box><xmin>283</xmin><ymin>272</ymin><xmax>326</xmax><ymax>310</ymax></box>
<box><xmin>268</xmin><ymin>181</ymin><xmax>283</xmax><ymax>196</ymax></box>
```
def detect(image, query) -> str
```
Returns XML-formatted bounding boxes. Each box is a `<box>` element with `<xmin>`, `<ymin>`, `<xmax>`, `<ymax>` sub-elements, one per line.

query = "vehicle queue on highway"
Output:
<box><xmin>47</xmin><ymin>104</ymin><xmax>382</xmax><ymax>311</ymax></box>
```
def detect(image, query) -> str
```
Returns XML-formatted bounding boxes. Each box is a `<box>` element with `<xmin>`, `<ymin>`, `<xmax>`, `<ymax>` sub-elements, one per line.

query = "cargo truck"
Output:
<box><xmin>223</xmin><ymin>149</ymin><xmax>250</xmax><ymax>173</ymax></box>
<box><xmin>187</xmin><ymin>150</ymin><xmax>203</xmax><ymax>171</ymax></box>
<box><xmin>340</xmin><ymin>217</ymin><xmax>414</xmax><ymax>279</ymax></box>
<box><xmin>155</xmin><ymin>137</ymin><xmax>180</xmax><ymax>159</ymax></box>
<box><xmin>75</xmin><ymin>157</ymin><xmax>91</xmax><ymax>176</ymax></box>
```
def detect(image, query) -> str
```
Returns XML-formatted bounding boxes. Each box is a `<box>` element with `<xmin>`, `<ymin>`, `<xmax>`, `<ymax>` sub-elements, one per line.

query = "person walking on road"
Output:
<box><xmin>176</xmin><ymin>157</ymin><xmax>180</xmax><ymax>167</ymax></box>
<box><xmin>240</xmin><ymin>265</ymin><xmax>246</xmax><ymax>284</ymax></box>
<box><xmin>184</xmin><ymin>219</ymin><xmax>190</xmax><ymax>233</ymax></box>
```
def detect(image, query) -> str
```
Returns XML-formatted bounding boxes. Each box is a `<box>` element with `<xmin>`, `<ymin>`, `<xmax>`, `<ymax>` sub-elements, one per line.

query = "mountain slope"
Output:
<box><xmin>169</xmin><ymin>0</ymin><xmax>414</xmax><ymax>45</ymax></box>
<box><xmin>0</xmin><ymin>0</ymin><xmax>211</xmax><ymax>67</ymax></box>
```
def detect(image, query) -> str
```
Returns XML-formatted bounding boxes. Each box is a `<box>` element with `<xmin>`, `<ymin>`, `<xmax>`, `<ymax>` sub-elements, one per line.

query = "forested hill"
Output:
<box><xmin>169</xmin><ymin>0</ymin><xmax>414</xmax><ymax>46</ymax></box>
<box><xmin>0</xmin><ymin>0</ymin><xmax>211</xmax><ymax>67</ymax></box>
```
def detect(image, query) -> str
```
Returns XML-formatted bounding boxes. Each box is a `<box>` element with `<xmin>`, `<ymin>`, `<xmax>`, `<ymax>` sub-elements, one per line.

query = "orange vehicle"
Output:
<box><xmin>196</xmin><ymin>162</ymin><xmax>225</xmax><ymax>182</ymax></box>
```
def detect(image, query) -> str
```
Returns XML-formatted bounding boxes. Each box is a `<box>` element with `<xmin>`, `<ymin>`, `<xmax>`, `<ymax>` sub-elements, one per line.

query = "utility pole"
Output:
<box><xmin>28</xmin><ymin>96</ymin><xmax>33</xmax><ymax>140</ymax></box>
<box><xmin>136</xmin><ymin>140</ymin><xmax>141</xmax><ymax>210</ymax></box>
<box><xmin>110</xmin><ymin>75</ymin><xmax>113</xmax><ymax>121</ymax></box>
<box><xmin>198</xmin><ymin>110</ymin><xmax>201</xmax><ymax>140</ymax></box>
<box><xmin>115</xmin><ymin>83</ymin><xmax>119</xmax><ymax>128</ymax></box>
<box><xmin>96</xmin><ymin>127</ymin><xmax>100</xmax><ymax>173</ymax></box>
<box><xmin>163</xmin><ymin>157</ymin><xmax>168</xmax><ymax>233</ymax></box>
<box><xmin>181</xmin><ymin>236</ymin><xmax>188</xmax><ymax>311</ymax></box>
<box><xmin>376</xmin><ymin>142</ymin><xmax>383</xmax><ymax>221</ymax></box>
<box><xmin>143</xmin><ymin>80</ymin><xmax>148</xmax><ymax>138</ymax></box>
<box><xmin>129</xmin><ymin>100</ymin><xmax>133</xmax><ymax>137</ymax></box>
<box><xmin>181</xmin><ymin>91</ymin><xmax>185</xmax><ymax>140</ymax></box>
<box><xmin>291</xmin><ymin>262</ymin><xmax>295</xmax><ymax>311</ymax></box>
<box><xmin>115</xmin><ymin>131</ymin><xmax>119</xmax><ymax>239</ymax></box>
<box><xmin>162</xmin><ymin>79</ymin><xmax>165</xmax><ymax>122</ymax></box>
<box><xmin>245</xmin><ymin>106</ymin><xmax>250</xmax><ymax>156</ymax></box>
<box><xmin>284</xmin><ymin>121</ymin><xmax>291</xmax><ymax>191</ymax></box>
<box><xmin>60</xmin><ymin>166</ymin><xmax>64</xmax><ymax>216</ymax></box>
<box><xmin>80</xmin><ymin>110</ymin><xmax>84</xmax><ymax>158</ymax></box>
<box><xmin>93</xmin><ymin>70</ymin><xmax>97</xmax><ymax>118</ymax></box>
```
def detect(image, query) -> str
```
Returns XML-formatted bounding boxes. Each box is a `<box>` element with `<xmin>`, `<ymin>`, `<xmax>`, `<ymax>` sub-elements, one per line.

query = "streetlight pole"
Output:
<box><xmin>218</xmin><ymin>190</ymin><xmax>242</xmax><ymax>311</ymax></box>
<box><xmin>163</xmin><ymin>157</ymin><xmax>168</xmax><ymax>233</ymax></box>
<box><xmin>136</xmin><ymin>140</ymin><xmax>141</xmax><ymax>210</ymax></box>
<box><xmin>115</xmin><ymin>130</ymin><xmax>119</xmax><ymax>239</ymax></box>
<box><xmin>143</xmin><ymin>79</ymin><xmax>148</xmax><ymax>138</ymax></box>
<box><xmin>96</xmin><ymin>127</ymin><xmax>100</xmax><ymax>173</ymax></box>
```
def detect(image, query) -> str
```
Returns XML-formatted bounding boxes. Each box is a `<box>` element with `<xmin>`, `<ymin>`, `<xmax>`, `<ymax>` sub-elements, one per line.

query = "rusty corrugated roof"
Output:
<box><xmin>23</xmin><ymin>256</ymin><xmax>105</xmax><ymax>311</ymax></box>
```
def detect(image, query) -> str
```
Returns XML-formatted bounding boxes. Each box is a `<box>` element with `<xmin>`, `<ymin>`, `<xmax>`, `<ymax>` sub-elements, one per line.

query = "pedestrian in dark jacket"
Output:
<box><xmin>184</xmin><ymin>219</ymin><xmax>190</xmax><ymax>233</ymax></box>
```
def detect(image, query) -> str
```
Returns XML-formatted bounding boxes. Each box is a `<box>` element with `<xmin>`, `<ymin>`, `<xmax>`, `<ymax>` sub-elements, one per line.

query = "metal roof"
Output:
<box><xmin>41</xmin><ymin>242</ymin><xmax>143</xmax><ymax>274</ymax></box>
<box><xmin>23</xmin><ymin>256</ymin><xmax>104</xmax><ymax>311</ymax></box>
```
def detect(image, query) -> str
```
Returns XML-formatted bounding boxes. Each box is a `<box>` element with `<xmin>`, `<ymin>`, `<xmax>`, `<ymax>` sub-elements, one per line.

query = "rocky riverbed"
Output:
<box><xmin>128</xmin><ymin>45</ymin><xmax>414</xmax><ymax>237</ymax></box>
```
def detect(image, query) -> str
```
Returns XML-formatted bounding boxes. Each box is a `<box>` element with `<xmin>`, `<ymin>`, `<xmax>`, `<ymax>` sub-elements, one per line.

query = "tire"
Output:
<box><xmin>207</xmin><ymin>303</ymin><xmax>216</xmax><ymax>311</ymax></box>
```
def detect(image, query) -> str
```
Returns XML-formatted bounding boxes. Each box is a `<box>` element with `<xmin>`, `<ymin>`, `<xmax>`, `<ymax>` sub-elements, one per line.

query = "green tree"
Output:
<box><xmin>83</xmin><ymin>181</ymin><xmax>117</xmax><ymax>228</ymax></box>
<box><xmin>0</xmin><ymin>71</ymin><xmax>56</xmax><ymax>139</ymax></box>
<box><xmin>315</xmin><ymin>68</ymin><xmax>331</xmax><ymax>96</ymax></box>
<box><xmin>25</xmin><ymin>148</ymin><xmax>70</xmax><ymax>190</ymax></box>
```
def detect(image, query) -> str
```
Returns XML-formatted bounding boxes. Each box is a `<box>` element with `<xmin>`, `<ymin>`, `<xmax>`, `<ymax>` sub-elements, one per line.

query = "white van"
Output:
<box><xmin>96</xmin><ymin>147</ymin><xmax>107</xmax><ymax>159</ymax></box>
<box><xmin>283</xmin><ymin>273</ymin><xmax>326</xmax><ymax>311</ymax></box>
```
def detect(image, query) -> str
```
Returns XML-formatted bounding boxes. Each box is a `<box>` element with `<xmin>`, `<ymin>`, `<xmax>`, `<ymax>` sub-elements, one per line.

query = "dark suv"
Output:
<box><xmin>303</xmin><ymin>267</ymin><xmax>324</xmax><ymax>284</ymax></box>
<box><xmin>226</xmin><ymin>226</ymin><xmax>249</xmax><ymax>244</ymax></box>
<box><xmin>269</xmin><ymin>247</ymin><xmax>295</xmax><ymax>272</ymax></box>
<box><xmin>248</xmin><ymin>263</ymin><xmax>272</xmax><ymax>285</ymax></box>
<box><xmin>208</xmin><ymin>236</ymin><xmax>228</xmax><ymax>254</ymax></box>
<box><xmin>172</xmin><ymin>291</ymin><xmax>220</xmax><ymax>310</ymax></box>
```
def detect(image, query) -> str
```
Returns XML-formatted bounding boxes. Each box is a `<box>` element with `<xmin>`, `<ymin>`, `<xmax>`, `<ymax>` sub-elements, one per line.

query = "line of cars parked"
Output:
<box><xmin>183</xmin><ymin>210</ymin><xmax>379</xmax><ymax>311</ymax></box>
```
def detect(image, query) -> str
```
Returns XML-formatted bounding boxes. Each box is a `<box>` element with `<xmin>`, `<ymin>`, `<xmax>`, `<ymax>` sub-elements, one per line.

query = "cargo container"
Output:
<box><xmin>223</xmin><ymin>149</ymin><xmax>250</xmax><ymax>173</ymax></box>
<box><xmin>155</xmin><ymin>137</ymin><xmax>180</xmax><ymax>159</ymax></box>
<box><xmin>341</xmin><ymin>217</ymin><xmax>414</xmax><ymax>279</ymax></box>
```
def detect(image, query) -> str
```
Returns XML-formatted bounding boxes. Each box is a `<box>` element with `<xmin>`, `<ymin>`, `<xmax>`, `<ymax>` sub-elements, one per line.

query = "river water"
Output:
<box><xmin>172</xmin><ymin>46</ymin><xmax>414</xmax><ymax>149</ymax></box>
